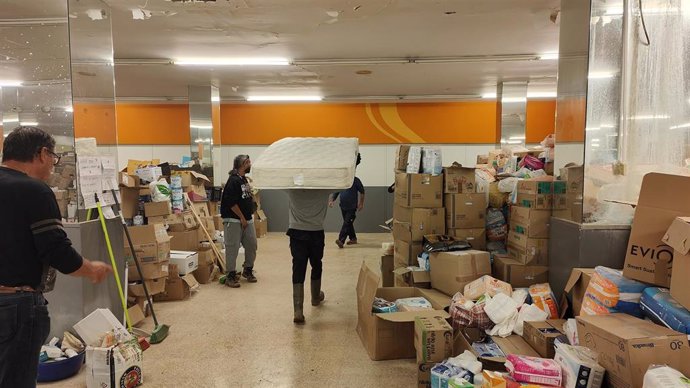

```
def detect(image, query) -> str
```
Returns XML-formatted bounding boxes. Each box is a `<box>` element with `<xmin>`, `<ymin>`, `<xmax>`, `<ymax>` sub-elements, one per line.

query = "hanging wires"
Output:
<box><xmin>638</xmin><ymin>0</ymin><xmax>651</xmax><ymax>46</ymax></box>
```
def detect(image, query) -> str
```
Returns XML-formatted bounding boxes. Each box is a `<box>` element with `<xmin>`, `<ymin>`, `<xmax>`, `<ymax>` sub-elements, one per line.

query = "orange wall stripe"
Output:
<box><xmin>74</xmin><ymin>101</ymin><xmax>556</xmax><ymax>145</ymax></box>
<box><xmin>525</xmin><ymin>100</ymin><xmax>557</xmax><ymax>143</ymax></box>
<box><xmin>555</xmin><ymin>97</ymin><xmax>586</xmax><ymax>142</ymax></box>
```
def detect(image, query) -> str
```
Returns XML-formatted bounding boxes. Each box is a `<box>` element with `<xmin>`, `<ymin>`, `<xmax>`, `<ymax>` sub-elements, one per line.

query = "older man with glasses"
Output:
<box><xmin>0</xmin><ymin>126</ymin><xmax>112</xmax><ymax>387</ymax></box>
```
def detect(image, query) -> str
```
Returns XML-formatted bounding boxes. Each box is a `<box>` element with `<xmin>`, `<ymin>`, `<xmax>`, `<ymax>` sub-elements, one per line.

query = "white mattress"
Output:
<box><xmin>251</xmin><ymin>137</ymin><xmax>359</xmax><ymax>189</ymax></box>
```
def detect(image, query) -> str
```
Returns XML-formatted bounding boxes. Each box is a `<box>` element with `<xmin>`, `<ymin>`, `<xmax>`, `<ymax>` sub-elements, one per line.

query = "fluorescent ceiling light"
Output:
<box><xmin>586</xmin><ymin>127</ymin><xmax>601</xmax><ymax>131</ymax></box>
<box><xmin>588</xmin><ymin>72</ymin><xmax>616</xmax><ymax>79</ymax></box>
<box><xmin>630</xmin><ymin>114</ymin><xmax>670</xmax><ymax>120</ymax></box>
<box><xmin>175</xmin><ymin>58</ymin><xmax>290</xmax><ymax>66</ymax></box>
<box><xmin>591</xmin><ymin>138</ymin><xmax>600</xmax><ymax>142</ymax></box>
<box><xmin>600</xmin><ymin>124</ymin><xmax>615</xmax><ymax>128</ymax></box>
<box><xmin>605</xmin><ymin>6</ymin><xmax>680</xmax><ymax>15</ymax></box>
<box><xmin>20</xmin><ymin>121</ymin><xmax>39</xmax><ymax>126</ymax></box>
<box><xmin>191</xmin><ymin>125</ymin><xmax>213</xmax><ymax>130</ymax></box>
<box><xmin>527</xmin><ymin>92</ymin><xmax>557</xmax><ymax>98</ymax></box>
<box><xmin>2</xmin><ymin>117</ymin><xmax>19</xmax><ymax>123</ymax></box>
<box><xmin>482</xmin><ymin>93</ymin><xmax>497</xmax><ymax>99</ymax></box>
<box><xmin>539</xmin><ymin>53</ymin><xmax>559</xmax><ymax>60</ymax></box>
<box><xmin>502</xmin><ymin>97</ymin><xmax>527</xmax><ymax>103</ymax></box>
<box><xmin>670</xmin><ymin>123</ymin><xmax>690</xmax><ymax>130</ymax></box>
<box><xmin>246</xmin><ymin>96</ymin><xmax>323</xmax><ymax>102</ymax></box>
<box><xmin>591</xmin><ymin>144</ymin><xmax>601</xmax><ymax>147</ymax></box>
<box><xmin>482</xmin><ymin>92</ymin><xmax>556</xmax><ymax>100</ymax></box>
<box><xmin>0</xmin><ymin>80</ymin><xmax>23</xmax><ymax>87</ymax></box>
<box><xmin>509</xmin><ymin>136</ymin><xmax>526</xmax><ymax>140</ymax></box>
<box><xmin>65</xmin><ymin>106</ymin><xmax>74</xmax><ymax>113</ymax></box>
<box><xmin>211</xmin><ymin>96</ymin><xmax>220</xmax><ymax>102</ymax></box>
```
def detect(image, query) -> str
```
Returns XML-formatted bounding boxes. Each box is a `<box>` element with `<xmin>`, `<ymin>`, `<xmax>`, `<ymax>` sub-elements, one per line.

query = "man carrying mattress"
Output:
<box><xmin>220</xmin><ymin>154</ymin><xmax>258</xmax><ymax>288</ymax></box>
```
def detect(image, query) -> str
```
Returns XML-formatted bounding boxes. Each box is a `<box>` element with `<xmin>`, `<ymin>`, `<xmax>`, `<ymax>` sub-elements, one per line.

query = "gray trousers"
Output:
<box><xmin>224</xmin><ymin>221</ymin><xmax>258</xmax><ymax>274</ymax></box>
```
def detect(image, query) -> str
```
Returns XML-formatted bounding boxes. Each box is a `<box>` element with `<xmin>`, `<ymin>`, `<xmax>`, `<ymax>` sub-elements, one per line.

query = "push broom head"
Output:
<box><xmin>149</xmin><ymin>324</ymin><xmax>170</xmax><ymax>344</ymax></box>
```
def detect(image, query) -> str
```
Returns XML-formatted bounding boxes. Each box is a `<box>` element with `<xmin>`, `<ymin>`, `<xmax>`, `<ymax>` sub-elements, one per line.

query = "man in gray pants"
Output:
<box><xmin>286</xmin><ymin>189</ymin><xmax>333</xmax><ymax>324</ymax></box>
<box><xmin>220</xmin><ymin>155</ymin><xmax>258</xmax><ymax>288</ymax></box>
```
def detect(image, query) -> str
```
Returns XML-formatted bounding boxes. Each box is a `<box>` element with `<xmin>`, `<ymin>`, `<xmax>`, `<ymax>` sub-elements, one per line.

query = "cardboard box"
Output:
<box><xmin>518</xmin><ymin>178</ymin><xmax>553</xmax><ymax>195</ymax></box>
<box><xmin>213</xmin><ymin>214</ymin><xmax>223</xmax><ymax>231</ymax></box>
<box><xmin>576</xmin><ymin>314</ymin><xmax>690</xmax><ymax>388</ymax></box>
<box><xmin>127</xmin><ymin>304</ymin><xmax>146</xmax><ymax>327</ymax></box>
<box><xmin>562</xmin><ymin>165</ymin><xmax>584</xmax><ymax>194</ymax></box>
<box><xmin>173</xmin><ymin>170</ymin><xmax>210</xmax><ymax>188</ymax></box>
<box><xmin>392</xmin><ymin>208</ymin><xmax>445</xmax><ymax>243</ymax></box>
<box><xmin>662</xmin><ymin>217</ymin><xmax>690</xmax><ymax>310</ymax></box>
<box><xmin>84</xmin><ymin>337</ymin><xmax>143</xmax><ymax>388</ymax></box>
<box><xmin>507</xmin><ymin>232</ymin><xmax>548</xmax><ymax>265</ymax></box>
<box><xmin>135</xmin><ymin>166</ymin><xmax>163</xmax><ymax>184</ymax></box>
<box><xmin>196</xmin><ymin>247</ymin><xmax>215</xmax><ymax>267</ymax></box>
<box><xmin>394</xmin><ymin>240</ymin><xmax>423</xmax><ymax>268</ymax></box>
<box><xmin>123</xmin><ymin>224</ymin><xmax>171</xmax><ymax>263</ymax></box>
<box><xmin>255</xmin><ymin>210</ymin><xmax>268</xmax><ymax>238</ymax></box>
<box><xmin>510</xmin><ymin>206</ymin><xmax>551</xmax><ymax>238</ymax></box>
<box><xmin>154</xmin><ymin>264</ymin><xmax>199</xmax><ymax>302</ymax></box>
<box><xmin>193</xmin><ymin>262</ymin><xmax>216</xmax><ymax>284</ymax></box>
<box><xmin>561</xmin><ymin>268</ymin><xmax>594</xmax><ymax>317</ymax></box>
<box><xmin>144</xmin><ymin>201</ymin><xmax>171</xmax><ymax>218</ymax></box>
<box><xmin>356</xmin><ymin>263</ymin><xmax>451</xmax><ymax>361</ymax></box>
<box><xmin>414</xmin><ymin>315</ymin><xmax>453</xmax><ymax>363</ymax></box>
<box><xmin>128</xmin><ymin>278</ymin><xmax>166</xmax><ymax>297</ymax></box>
<box><xmin>395</xmin><ymin>145</ymin><xmax>411</xmax><ymax>172</ymax></box>
<box><xmin>623</xmin><ymin>173</ymin><xmax>687</xmax><ymax>287</ymax></box>
<box><xmin>522</xmin><ymin>319</ymin><xmax>566</xmax><ymax>359</ymax></box>
<box><xmin>395</xmin><ymin>172</ymin><xmax>443</xmax><ymax>208</ymax></box>
<box><xmin>492</xmin><ymin>255</ymin><xmax>549</xmax><ymax>288</ymax></box>
<box><xmin>127</xmin><ymin>261</ymin><xmax>169</xmax><ymax>282</ymax></box>
<box><xmin>429</xmin><ymin>250</ymin><xmax>492</xmax><ymax>296</ymax></box>
<box><xmin>170</xmin><ymin>251</ymin><xmax>199</xmax><ymax>275</ymax></box>
<box><xmin>393</xmin><ymin>267</ymin><xmax>431</xmax><ymax>288</ymax></box>
<box><xmin>169</xmin><ymin>229</ymin><xmax>200</xmax><ymax>251</ymax></box>
<box><xmin>185</xmin><ymin>184</ymin><xmax>208</xmax><ymax>202</ymax></box>
<box><xmin>381</xmin><ymin>255</ymin><xmax>394</xmax><ymax>287</ymax></box>
<box><xmin>516</xmin><ymin>191</ymin><xmax>553</xmax><ymax>210</ymax></box>
<box><xmin>446</xmin><ymin>228</ymin><xmax>486</xmax><ymax>250</ymax></box>
<box><xmin>417</xmin><ymin>362</ymin><xmax>435</xmax><ymax>388</ymax></box>
<box><xmin>445</xmin><ymin>193</ymin><xmax>487</xmax><ymax>229</ymax></box>
<box><xmin>443</xmin><ymin>165</ymin><xmax>476</xmax><ymax>194</ymax></box>
<box><xmin>453</xmin><ymin>328</ymin><xmax>540</xmax><ymax>372</ymax></box>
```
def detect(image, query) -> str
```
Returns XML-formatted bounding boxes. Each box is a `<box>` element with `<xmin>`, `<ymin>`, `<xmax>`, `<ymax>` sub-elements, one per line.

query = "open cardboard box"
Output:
<box><xmin>356</xmin><ymin>262</ymin><xmax>450</xmax><ymax>361</ymax></box>
<box><xmin>123</xmin><ymin>224</ymin><xmax>171</xmax><ymax>264</ymax></box>
<box><xmin>560</xmin><ymin>268</ymin><xmax>594</xmax><ymax>318</ymax></box>
<box><xmin>662</xmin><ymin>216</ymin><xmax>690</xmax><ymax>310</ymax></box>
<box><xmin>393</xmin><ymin>267</ymin><xmax>431</xmax><ymax>288</ymax></box>
<box><xmin>173</xmin><ymin>170</ymin><xmax>210</xmax><ymax>188</ymax></box>
<box><xmin>453</xmin><ymin>327</ymin><xmax>539</xmax><ymax>372</ymax></box>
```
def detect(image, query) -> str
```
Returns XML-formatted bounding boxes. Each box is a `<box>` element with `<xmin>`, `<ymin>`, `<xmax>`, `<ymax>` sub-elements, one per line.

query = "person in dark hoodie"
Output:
<box><xmin>220</xmin><ymin>154</ymin><xmax>258</xmax><ymax>288</ymax></box>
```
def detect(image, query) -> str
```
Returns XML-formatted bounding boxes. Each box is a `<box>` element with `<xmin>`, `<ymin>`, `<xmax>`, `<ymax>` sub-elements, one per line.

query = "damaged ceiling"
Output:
<box><xmin>1</xmin><ymin>0</ymin><xmax>561</xmax><ymax>100</ymax></box>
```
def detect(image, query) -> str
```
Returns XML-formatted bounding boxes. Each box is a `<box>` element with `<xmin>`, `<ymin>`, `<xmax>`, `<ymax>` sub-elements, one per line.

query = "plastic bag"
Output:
<box><xmin>518</xmin><ymin>155</ymin><xmax>545</xmax><ymax>171</ymax></box>
<box><xmin>505</xmin><ymin>354</ymin><xmax>563</xmax><ymax>387</ymax></box>
<box><xmin>643</xmin><ymin>365</ymin><xmax>690</xmax><ymax>388</ymax></box>
<box><xmin>640</xmin><ymin>288</ymin><xmax>690</xmax><ymax>335</ymax></box>
<box><xmin>372</xmin><ymin>297</ymin><xmax>397</xmax><ymax>313</ymax></box>
<box><xmin>485</xmin><ymin>293</ymin><xmax>519</xmax><ymax>337</ymax></box>
<box><xmin>486</xmin><ymin>208</ymin><xmax>508</xmax><ymax>242</ymax></box>
<box><xmin>421</xmin><ymin>147</ymin><xmax>443</xmax><ymax>176</ymax></box>
<box><xmin>149</xmin><ymin>178</ymin><xmax>171</xmax><ymax>202</ymax></box>
<box><xmin>498</xmin><ymin>177</ymin><xmax>520</xmax><ymax>193</ymax></box>
<box><xmin>513</xmin><ymin>303</ymin><xmax>549</xmax><ymax>336</ymax></box>
<box><xmin>563</xmin><ymin>319</ymin><xmax>579</xmax><ymax>346</ymax></box>
<box><xmin>582</xmin><ymin>266</ymin><xmax>647</xmax><ymax>317</ymax></box>
<box><xmin>540</xmin><ymin>134</ymin><xmax>555</xmax><ymax>148</ymax></box>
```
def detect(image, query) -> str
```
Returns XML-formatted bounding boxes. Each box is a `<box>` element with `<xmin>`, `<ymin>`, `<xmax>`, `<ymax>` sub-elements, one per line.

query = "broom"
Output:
<box><xmin>110</xmin><ymin>189</ymin><xmax>170</xmax><ymax>344</ymax></box>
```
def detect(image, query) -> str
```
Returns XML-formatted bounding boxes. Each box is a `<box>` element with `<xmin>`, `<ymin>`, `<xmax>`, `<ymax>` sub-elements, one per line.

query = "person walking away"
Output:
<box><xmin>287</xmin><ymin>189</ymin><xmax>333</xmax><ymax>324</ymax></box>
<box><xmin>0</xmin><ymin>126</ymin><xmax>113</xmax><ymax>387</ymax></box>
<box><xmin>329</xmin><ymin>176</ymin><xmax>365</xmax><ymax>248</ymax></box>
<box><xmin>220</xmin><ymin>154</ymin><xmax>258</xmax><ymax>288</ymax></box>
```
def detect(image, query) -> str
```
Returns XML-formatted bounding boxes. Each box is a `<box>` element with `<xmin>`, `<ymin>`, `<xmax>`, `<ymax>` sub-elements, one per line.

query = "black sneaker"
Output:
<box><xmin>225</xmin><ymin>272</ymin><xmax>240</xmax><ymax>288</ymax></box>
<box><xmin>242</xmin><ymin>268</ymin><xmax>257</xmax><ymax>283</ymax></box>
<box><xmin>335</xmin><ymin>239</ymin><xmax>344</xmax><ymax>249</ymax></box>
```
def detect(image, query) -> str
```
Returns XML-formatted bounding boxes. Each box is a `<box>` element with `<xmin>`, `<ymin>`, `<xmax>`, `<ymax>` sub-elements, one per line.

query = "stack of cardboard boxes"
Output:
<box><xmin>553</xmin><ymin>165</ymin><xmax>584</xmax><ymax>222</ymax></box>
<box><xmin>496</xmin><ymin>177</ymin><xmax>553</xmax><ymax>288</ymax></box>
<box><xmin>392</xmin><ymin>146</ymin><xmax>445</xmax><ymax>287</ymax></box>
<box><xmin>443</xmin><ymin>165</ymin><xmax>487</xmax><ymax>250</ymax></box>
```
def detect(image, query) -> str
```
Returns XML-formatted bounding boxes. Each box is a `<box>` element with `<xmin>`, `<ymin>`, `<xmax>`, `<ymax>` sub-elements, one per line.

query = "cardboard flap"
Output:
<box><xmin>376</xmin><ymin>309</ymin><xmax>449</xmax><ymax>323</ymax></box>
<box><xmin>662</xmin><ymin>216</ymin><xmax>690</xmax><ymax>255</ymax></box>
<box><xmin>357</xmin><ymin>262</ymin><xmax>380</xmax><ymax>310</ymax></box>
<box><xmin>393</xmin><ymin>267</ymin><xmax>412</xmax><ymax>276</ymax></box>
<box><xmin>638</xmin><ymin>173</ymin><xmax>690</xmax><ymax>211</ymax></box>
<box><xmin>564</xmin><ymin>268</ymin><xmax>594</xmax><ymax>292</ymax></box>
<box><xmin>411</xmin><ymin>271</ymin><xmax>431</xmax><ymax>283</ymax></box>
<box><xmin>417</xmin><ymin>288</ymin><xmax>452</xmax><ymax>310</ymax></box>
<box><xmin>189</xmin><ymin>171</ymin><xmax>210</xmax><ymax>182</ymax></box>
<box><xmin>181</xmin><ymin>273</ymin><xmax>199</xmax><ymax>289</ymax></box>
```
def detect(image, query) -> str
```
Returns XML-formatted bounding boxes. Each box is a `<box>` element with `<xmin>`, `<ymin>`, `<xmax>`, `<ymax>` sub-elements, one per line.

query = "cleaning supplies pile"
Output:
<box><xmin>39</xmin><ymin>332</ymin><xmax>85</xmax><ymax>362</ymax></box>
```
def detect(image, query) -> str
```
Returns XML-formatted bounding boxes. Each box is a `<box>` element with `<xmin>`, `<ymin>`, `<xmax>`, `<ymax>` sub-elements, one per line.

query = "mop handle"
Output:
<box><xmin>96</xmin><ymin>198</ymin><xmax>133</xmax><ymax>331</ymax></box>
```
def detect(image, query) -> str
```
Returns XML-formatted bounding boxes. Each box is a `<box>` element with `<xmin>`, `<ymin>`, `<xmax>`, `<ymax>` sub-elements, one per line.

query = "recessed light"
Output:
<box><xmin>0</xmin><ymin>80</ymin><xmax>23</xmax><ymax>87</ymax></box>
<box><xmin>588</xmin><ymin>72</ymin><xmax>616</xmax><ymax>79</ymax></box>
<box><xmin>175</xmin><ymin>58</ymin><xmax>290</xmax><ymax>66</ymax></box>
<box><xmin>20</xmin><ymin>121</ymin><xmax>39</xmax><ymax>126</ymax></box>
<box><xmin>630</xmin><ymin>115</ymin><xmax>670</xmax><ymax>120</ymax></box>
<box><xmin>670</xmin><ymin>123</ymin><xmax>690</xmax><ymax>130</ymax></box>
<box><xmin>247</xmin><ymin>96</ymin><xmax>323</xmax><ymax>102</ymax></box>
<box><xmin>539</xmin><ymin>53</ymin><xmax>559</xmax><ymax>60</ymax></box>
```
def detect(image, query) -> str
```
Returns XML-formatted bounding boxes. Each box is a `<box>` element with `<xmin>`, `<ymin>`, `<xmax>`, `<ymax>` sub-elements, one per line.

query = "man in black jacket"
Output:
<box><xmin>0</xmin><ymin>127</ymin><xmax>112</xmax><ymax>387</ymax></box>
<box><xmin>220</xmin><ymin>154</ymin><xmax>258</xmax><ymax>288</ymax></box>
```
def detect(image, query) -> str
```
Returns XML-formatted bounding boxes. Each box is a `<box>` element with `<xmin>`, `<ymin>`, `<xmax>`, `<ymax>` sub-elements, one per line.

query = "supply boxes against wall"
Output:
<box><xmin>395</xmin><ymin>173</ymin><xmax>443</xmax><ymax>208</ymax></box>
<box><xmin>445</xmin><ymin>193</ymin><xmax>487</xmax><ymax>229</ymax></box>
<box><xmin>392</xmin><ymin>206</ymin><xmax>445</xmax><ymax>243</ymax></box>
<box><xmin>443</xmin><ymin>165</ymin><xmax>476</xmax><ymax>194</ymax></box>
<box><xmin>516</xmin><ymin>178</ymin><xmax>553</xmax><ymax>210</ymax></box>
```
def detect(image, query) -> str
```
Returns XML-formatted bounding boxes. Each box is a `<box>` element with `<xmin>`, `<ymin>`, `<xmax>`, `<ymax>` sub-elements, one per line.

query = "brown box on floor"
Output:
<box><xmin>392</xmin><ymin>207</ymin><xmax>445</xmax><ymax>243</ymax></box>
<box><xmin>393</xmin><ymin>267</ymin><xmax>431</xmax><ymax>288</ymax></box>
<box><xmin>492</xmin><ymin>255</ymin><xmax>549</xmax><ymax>288</ymax></box>
<box><xmin>576</xmin><ymin>314</ymin><xmax>690</xmax><ymax>388</ymax></box>
<box><xmin>144</xmin><ymin>201</ymin><xmax>171</xmax><ymax>218</ymax></box>
<box><xmin>507</xmin><ymin>231</ymin><xmax>548</xmax><ymax>266</ymax></box>
<box><xmin>414</xmin><ymin>315</ymin><xmax>453</xmax><ymax>363</ymax></box>
<box><xmin>394</xmin><ymin>240</ymin><xmax>423</xmax><ymax>268</ymax></box>
<box><xmin>510</xmin><ymin>206</ymin><xmax>551</xmax><ymax>238</ymax></box>
<box><xmin>662</xmin><ymin>217</ymin><xmax>690</xmax><ymax>310</ymax></box>
<box><xmin>154</xmin><ymin>264</ymin><xmax>199</xmax><ymax>302</ymax></box>
<box><xmin>522</xmin><ymin>319</ymin><xmax>566</xmax><ymax>359</ymax></box>
<box><xmin>429</xmin><ymin>250</ymin><xmax>491</xmax><ymax>296</ymax></box>
<box><xmin>395</xmin><ymin>172</ymin><xmax>443</xmax><ymax>208</ymax></box>
<box><xmin>453</xmin><ymin>328</ymin><xmax>539</xmax><ymax>372</ymax></box>
<box><xmin>381</xmin><ymin>255</ymin><xmax>394</xmax><ymax>287</ymax></box>
<box><xmin>443</xmin><ymin>165</ymin><xmax>475</xmax><ymax>194</ymax></box>
<box><xmin>417</xmin><ymin>362</ymin><xmax>435</xmax><ymax>388</ymax></box>
<box><xmin>128</xmin><ymin>260</ymin><xmax>170</xmax><ymax>282</ymax></box>
<box><xmin>356</xmin><ymin>263</ymin><xmax>451</xmax><ymax>361</ymax></box>
<box><xmin>446</xmin><ymin>228</ymin><xmax>486</xmax><ymax>250</ymax></box>
<box><xmin>254</xmin><ymin>210</ymin><xmax>268</xmax><ymax>238</ymax></box>
<box><xmin>561</xmin><ymin>268</ymin><xmax>594</xmax><ymax>317</ymax></box>
<box><xmin>167</xmin><ymin>211</ymin><xmax>199</xmax><ymax>232</ymax></box>
<box><xmin>123</xmin><ymin>224</ymin><xmax>171</xmax><ymax>263</ymax></box>
<box><xmin>128</xmin><ymin>277</ymin><xmax>166</xmax><ymax>297</ymax></box>
<box><xmin>623</xmin><ymin>173</ymin><xmax>690</xmax><ymax>287</ymax></box>
<box><xmin>445</xmin><ymin>193</ymin><xmax>487</xmax><ymax>229</ymax></box>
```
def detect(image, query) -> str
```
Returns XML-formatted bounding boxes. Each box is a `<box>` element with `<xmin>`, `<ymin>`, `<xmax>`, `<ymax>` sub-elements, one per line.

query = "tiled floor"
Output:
<box><xmin>40</xmin><ymin>233</ymin><xmax>416</xmax><ymax>388</ymax></box>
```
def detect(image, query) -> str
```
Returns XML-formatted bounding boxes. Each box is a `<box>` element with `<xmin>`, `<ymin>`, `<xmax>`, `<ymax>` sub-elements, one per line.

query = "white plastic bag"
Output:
<box><xmin>149</xmin><ymin>178</ymin><xmax>171</xmax><ymax>202</ymax></box>
<box><xmin>513</xmin><ymin>304</ymin><xmax>549</xmax><ymax>336</ymax></box>
<box><xmin>484</xmin><ymin>293</ymin><xmax>520</xmax><ymax>337</ymax></box>
<box><xmin>498</xmin><ymin>177</ymin><xmax>520</xmax><ymax>193</ymax></box>
<box><xmin>643</xmin><ymin>365</ymin><xmax>690</xmax><ymax>388</ymax></box>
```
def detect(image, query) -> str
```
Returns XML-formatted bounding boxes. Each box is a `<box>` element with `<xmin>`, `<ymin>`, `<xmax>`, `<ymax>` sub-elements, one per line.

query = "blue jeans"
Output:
<box><xmin>0</xmin><ymin>292</ymin><xmax>50</xmax><ymax>388</ymax></box>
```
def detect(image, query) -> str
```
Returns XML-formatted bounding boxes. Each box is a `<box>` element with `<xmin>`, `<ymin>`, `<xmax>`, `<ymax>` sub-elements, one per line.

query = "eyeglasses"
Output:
<box><xmin>46</xmin><ymin>149</ymin><xmax>61</xmax><ymax>166</ymax></box>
